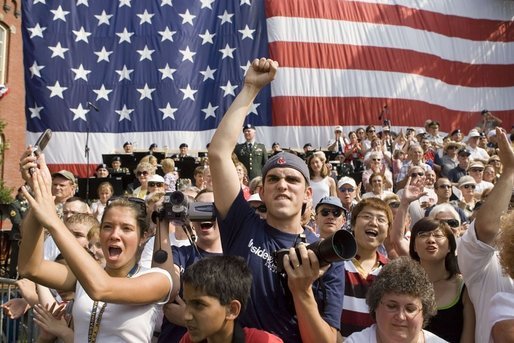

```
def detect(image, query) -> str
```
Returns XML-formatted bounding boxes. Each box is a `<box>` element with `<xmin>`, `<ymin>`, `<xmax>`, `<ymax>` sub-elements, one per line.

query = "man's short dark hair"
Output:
<box><xmin>182</xmin><ymin>256</ymin><xmax>253</xmax><ymax>312</ymax></box>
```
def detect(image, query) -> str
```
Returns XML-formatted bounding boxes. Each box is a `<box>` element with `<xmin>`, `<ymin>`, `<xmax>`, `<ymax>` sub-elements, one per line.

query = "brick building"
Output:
<box><xmin>0</xmin><ymin>3</ymin><xmax>25</xmax><ymax>195</ymax></box>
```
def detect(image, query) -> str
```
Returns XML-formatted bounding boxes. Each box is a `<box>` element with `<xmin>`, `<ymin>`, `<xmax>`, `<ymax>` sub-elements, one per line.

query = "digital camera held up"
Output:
<box><xmin>153</xmin><ymin>191</ymin><xmax>215</xmax><ymax>222</ymax></box>
<box><xmin>274</xmin><ymin>230</ymin><xmax>357</xmax><ymax>273</ymax></box>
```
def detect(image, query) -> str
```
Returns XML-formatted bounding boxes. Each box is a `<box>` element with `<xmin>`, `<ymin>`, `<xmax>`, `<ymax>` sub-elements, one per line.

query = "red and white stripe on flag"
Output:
<box><xmin>266</xmin><ymin>0</ymin><xmax>514</xmax><ymax>131</ymax></box>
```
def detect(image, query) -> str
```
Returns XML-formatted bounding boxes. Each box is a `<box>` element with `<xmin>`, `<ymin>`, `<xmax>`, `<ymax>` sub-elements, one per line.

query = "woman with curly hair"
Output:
<box><xmin>346</xmin><ymin>257</ymin><xmax>445</xmax><ymax>342</ymax></box>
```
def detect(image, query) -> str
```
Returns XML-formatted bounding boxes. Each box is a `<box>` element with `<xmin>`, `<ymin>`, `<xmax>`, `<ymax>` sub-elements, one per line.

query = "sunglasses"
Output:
<box><xmin>318</xmin><ymin>208</ymin><xmax>343</xmax><ymax>217</ymax></box>
<box><xmin>372</xmin><ymin>158</ymin><xmax>382</xmax><ymax>161</ymax></box>
<box><xmin>252</xmin><ymin>205</ymin><xmax>267</xmax><ymax>213</ymax></box>
<box><xmin>469</xmin><ymin>168</ymin><xmax>483</xmax><ymax>172</ymax></box>
<box><xmin>367</xmin><ymin>130</ymin><xmax>376</xmax><ymax>133</ymax></box>
<box><xmin>447</xmin><ymin>146</ymin><xmax>457</xmax><ymax>150</ymax></box>
<box><xmin>388</xmin><ymin>202</ymin><xmax>400</xmax><ymax>209</ymax></box>
<box><xmin>462</xmin><ymin>184</ymin><xmax>476</xmax><ymax>189</ymax></box>
<box><xmin>442</xmin><ymin>219</ymin><xmax>460</xmax><ymax>228</ymax></box>
<box><xmin>200</xmin><ymin>222</ymin><xmax>214</xmax><ymax>229</ymax></box>
<box><xmin>107</xmin><ymin>196</ymin><xmax>147</xmax><ymax>216</ymax></box>
<box><xmin>136</xmin><ymin>171</ymin><xmax>149</xmax><ymax>177</ymax></box>
<box><xmin>437</xmin><ymin>184</ymin><xmax>452</xmax><ymax>189</ymax></box>
<box><xmin>148</xmin><ymin>182</ymin><xmax>164</xmax><ymax>187</ymax></box>
<box><xmin>339</xmin><ymin>187</ymin><xmax>355</xmax><ymax>193</ymax></box>
<box><xmin>410</xmin><ymin>172</ymin><xmax>424</xmax><ymax>177</ymax></box>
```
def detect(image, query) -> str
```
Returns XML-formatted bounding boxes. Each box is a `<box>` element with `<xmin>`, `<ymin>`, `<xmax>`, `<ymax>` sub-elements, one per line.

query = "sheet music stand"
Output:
<box><xmin>77</xmin><ymin>178</ymin><xmax>124</xmax><ymax>200</ymax></box>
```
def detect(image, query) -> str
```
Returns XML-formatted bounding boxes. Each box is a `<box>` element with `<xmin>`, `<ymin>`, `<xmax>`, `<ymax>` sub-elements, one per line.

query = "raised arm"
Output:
<box><xmin>208</xmin><ymin>58</ymin><xmax>278</xmax><ymax>218</ymax></box>
<box><xmin>474</xmin><ymin>127</ymin><xmax>514</xmax><ymax>244</ymax></box>
<box><xmin>390</xmin><ymin>177</ymin><xmax>426</xmax><ymax>256</ymax></box>
<box><xmin>18</xmin><ymin>150</ymin><xmax>76</xmax><ymax>291</ymax></box>
<box><xmin>24</xmin><ymin>158</ymin><xmax>171</xmax><ymax>305</ymax></box>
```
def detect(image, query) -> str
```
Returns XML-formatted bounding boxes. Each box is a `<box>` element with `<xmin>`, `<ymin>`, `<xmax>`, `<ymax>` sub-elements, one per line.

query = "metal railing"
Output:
<box><xmin>0</xmin><ymin>277</ymin><xmax>37</xmax><ymax>343</ymax></box>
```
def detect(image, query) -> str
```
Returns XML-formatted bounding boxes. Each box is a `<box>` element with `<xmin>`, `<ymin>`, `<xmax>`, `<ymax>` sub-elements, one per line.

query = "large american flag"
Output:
<box><xmin>23</xmin><ymin>0</ymin><xmax>514</xmax><ymax>176</ymax></box>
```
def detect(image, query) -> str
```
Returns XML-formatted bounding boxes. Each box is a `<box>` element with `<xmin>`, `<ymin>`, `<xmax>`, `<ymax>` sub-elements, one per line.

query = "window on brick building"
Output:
<box><xmin>0</xmin><ymin>21</ymin><xmax>9</xmax><ymax>84</ymax></box>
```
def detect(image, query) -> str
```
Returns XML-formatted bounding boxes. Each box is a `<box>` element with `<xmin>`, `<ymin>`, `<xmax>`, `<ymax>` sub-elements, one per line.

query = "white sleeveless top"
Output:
<box><xmin>311</xmin><ymin>177</ymin><xmax>331</xmax><ymax>207</ymax></box>
<box><xmin>72</xmin><ymin>267</ymin><xmax>172</xmax><ymax>342</ymax></box>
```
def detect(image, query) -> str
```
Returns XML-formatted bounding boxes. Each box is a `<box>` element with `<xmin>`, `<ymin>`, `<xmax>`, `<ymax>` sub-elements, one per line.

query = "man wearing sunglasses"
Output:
<box><xmin>315</xmin><ymin>196</ymin><xmax>345</xmax><ymax>239</ymax></box>
<box><xmin>337</xmin><ymin>176</ymin><xmax>359</xmax><ymax>232</ymax></box>
<box><xmin>425</xmin><ymin>178</ymin><xmax>468</xmax><ymax>226</ymax></box>
<box><xmin>395</xmin><ymin>144</ymin><xmax>433</xmax><ymax>191</ymax></box>
<box><xmin>208</xmin><ymin>58</ymin><xmax>344</xmax><ymax>343</ymax></box>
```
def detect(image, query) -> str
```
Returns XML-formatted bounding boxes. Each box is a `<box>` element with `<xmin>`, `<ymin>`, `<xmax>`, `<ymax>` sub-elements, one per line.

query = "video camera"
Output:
<box><xmin>152</xmin><ymin>191</ymin><xmax>215</xmax><ymax>223</ymax></box>
<box><xmin>274</xmin><ymin>230</ymin><xmax>357</xmax><ymax>273</ymax></box>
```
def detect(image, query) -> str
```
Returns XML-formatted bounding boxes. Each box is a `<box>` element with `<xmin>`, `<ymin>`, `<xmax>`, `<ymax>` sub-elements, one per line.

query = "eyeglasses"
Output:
<box><xmin>388</xmin><ymin>202</ymin><xmax>400</xmax><ymax>209</ymax></box>
<box><xmin>252</xmin><ymin>205</ymin><xmax>267</xmax><ymax>213</ymax></box>
<box><xmin>136</xmin><ymin>171</ymin><xmax>149</xmax><ymax>177</ymax></box>
<box><xmin>417</xmin><ymin>230</ymin><xmax>446</xmax><ymax>240</ymax></box>
<box><xmin>357</xmin><ymin>213</ymin><xmax>388</xmax><ymax>225</ymax></box>
<box><xmin>437</xmin><ymin>184</ymin><xmax>452</xmax><ymax>189</ymax></box>
<box><xmin>469</xmin><ymin>168</ymin><xmax>483</xmax><ymax>173</ymax></box>
<box><xmin>489</xmin><ymin>160</ymin><xmax>500</xmax><ymax>163</ymax></box>
<box><xmin>107</xmin><ymin>196</ymin><xmax>147</xmax><ymax>216</ymax></box>
<box><xmin>200</xmin><ymin>222</ymin><xmax>214</xmax><ymax>229</ymax></box>
<box><xmin>339</xmin><ymin>187</ymin><xmax>355</xmax><ymax>193</ymax></box>
<box><xmin>410</xmin><ymin>172</ymin><xmax>424</xmax><ymax>177</ymax></box>
<box><xmin>148</xmin><ymin>182</ymin><xmax>164</xmax><ymax>187</ymax></box>
<box><xmin>367</xmin><ymin>130</ymin><xmax>376</xmax><ymax>133</ymax></box>
<box><xmin>462</xmin><ymin>184</ymin><xmax>476</xmax><ymax>189</ymax></box>
<box><xmin>380</xmin><ymin>301</ymin><xmax>422</xmax><ymax>319</ymax></box>
<box><xmin>318</xmin><ymin>208</ymin><xmax>343</xmax><ymax>217</ymax></box>
<box><xmin>441</xmin><ymin>219</ymin><xmax>460</xmax><ymax>228</ymax></box>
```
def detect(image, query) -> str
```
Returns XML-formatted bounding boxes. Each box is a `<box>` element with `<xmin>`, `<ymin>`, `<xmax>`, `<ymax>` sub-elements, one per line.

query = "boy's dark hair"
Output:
<box><xmin>182</xmin><ymin>256</ymin><xmax>252</xmax><ymax>312</ymax></box>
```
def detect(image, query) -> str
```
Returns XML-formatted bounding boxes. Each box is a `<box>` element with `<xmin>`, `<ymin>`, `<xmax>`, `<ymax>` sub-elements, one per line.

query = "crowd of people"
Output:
<box><xmin>2</xmin><ymin>58</ymin><xmax>514</xmax><ymax>342</ymax></box>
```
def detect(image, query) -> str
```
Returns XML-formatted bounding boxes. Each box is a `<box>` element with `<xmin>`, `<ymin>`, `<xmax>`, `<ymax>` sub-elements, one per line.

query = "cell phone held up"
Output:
<box><xmin>29</xmin><ymin>129</ymin><xmax>52</xmax><ymax>175</ymax></box>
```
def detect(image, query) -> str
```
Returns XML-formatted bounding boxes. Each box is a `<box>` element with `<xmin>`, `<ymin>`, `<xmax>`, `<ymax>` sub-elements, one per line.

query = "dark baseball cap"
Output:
<box><xmin>179</xmin><ymin>143</ymin><xmax>188</xmax><ymax>148</ymax></box>
<box><xmin>243</xmin><ymin>123</ymin><xmax>256</xmax><ymax>132</ymax></box>
<box><xmin>315</xmin><ymin>196</ymin><xmax>343</xmax><ymax>211</ymax></box>
<box><xmin>458</xmin><ymin>148</ymin><xmax>471</xmax><ymax>156</ymax></box>
<box><xmin>261</xmin><ymin>152</ymin><xmax>310</xmax><ymax>184</ymax></box>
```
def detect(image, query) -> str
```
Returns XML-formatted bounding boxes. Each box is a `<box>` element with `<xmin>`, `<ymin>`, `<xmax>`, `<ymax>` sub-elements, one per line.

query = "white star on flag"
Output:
<box><xmin>160</xmin><ymin>103</ymin><xmax>178</xmax><ymax>120</ymax></box>
<box><xmin>47</xmin><ymin>81</ymin><xmax>68</xmax><ymax>99</ymax></box>
<box><xmin>202</xmin><ymin>103</ymin><xmax>218</xmax><ymax>119</ymax></box>
<box><xmin>220</xmin><ymin>81</ymin><xmax>238</xmax><ymax>97</ymax></box>
<box><xmin>116</xmin><ymin>28</ymin><xmax>134</xmax><ymax>44</ymax></box>
<box><xmin>71</xmin><ymin>64</ymin><xmax>91</xmax><ymax>81</ymax></box>
<box><xmin>199</xmin><ymin>30</ymin><xmax>216</xmax><ymax>45</ymax></box>
<box><xmin>72</xmin><ymin>26</ymin><xmax>92</xmax><ymax>43</ymax></box>
<box><xmin>116</xmin><ymin>65</ymin><xmax>134</xmax><ymax>81</ymax></box>
<box><xmin>137</xmin><ymin>45</ymin><xmax>155</xmax><ymax>61</ymax></box>
<box><xmin>119</xmin><ymin>0</ymin><xmax>131</xmax><ymax>8</ymax></box>
<box><xmin>93</xmin><ymin>84</ymin><xmax>112</xmax><ymax>101</ymax></box>
<box><xmin>137</xmin><ymin>10</ymin><xmax>154</xmax><ymax>25</ymax></box>
<box><xmin>158</xmin><ymin>27</ymin><xmax>176</xmax><ymax>42</ymax></box>
<box><xmin>49</xmin><ymin>42</ymin><xmax>69</xmax><ymax>59</ymax></box>
<box><xmin>70</xmin><ymin>103</ymin><xmax>89</xmax><ymax>121</ymax></box>
<box><xmin>219</xmin><ymin>44</ymin><xmax>236</xmax><ymax>59</ymax></box>
<box><xmin>95</xmin><ymin>11</ymin><xmax>113</xmax><ymax>26</ymax></box>
<box><xmin>29</xmin><ymin>61</ymin><xmax>45</xmax><ymax>78</ymax></box>
<box><xmin>218</xmin><ymin>10</ymin><xmax>234</xmax><ymax>25</ymax></box>
<box><xmin>180</xmin><ymin>46</ymin><xmax>196</xmax><ymax>63</ymax></box>
<box><xmin>200</xmin><ymin>66</ymin><xmax>216</xmax><ymax>81</ymax></box>
<box><xmin>115</xmin><ymin>105</ymin><xmax>134</xmax><ymax>121</ymax></box>
<box><xmin>180</xmin><ymin>84</ymin><xmax>197</xmax><ymax>101</ymax></box>
<box><xmin>200</xmin><ymin>0</ymin><xmax>215</xmax><ymax>9</ymax></box>
<box><xmin>159</xmin><ymin>64</ymin><xmax>176</xmax><ymax>80</ymax></box>
<box><xmin>51</xmin><ymin>6</ymin><xmax>69</xmax><ymax>22</ymax></box>
<box><xmin>239</xmin><ymin>25</ymin><xmax>255</xmax><ymax>40</ymax></box>
<box><xmin>29</xmin><ymin>104</ymin><xmax>44</xmax><ymax>119</ymax></box>
<box><xmin>137</xmin><ymin>83</ymin><xmax>156</xmax><ymax>100</ymax></box>
<box><xmin>179</xmin><ymin>9</ymin><xmax>196</xmax><ymax>26</ymax></box>
<box><xmin>94</xmin><ymin>47</ymin><xmax>113</xmax><ymax>62</ymax></box>
<box><xmin>28</xmin><ymin>23</ymin><xmax>46</xmax><ymax>39</ymax></box>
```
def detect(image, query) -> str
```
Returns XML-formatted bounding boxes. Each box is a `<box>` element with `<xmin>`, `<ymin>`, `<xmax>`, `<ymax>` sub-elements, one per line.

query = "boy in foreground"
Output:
<box><xmin>180</xmin><ymin>256</ymin><xmax>283</xmax><ymax>343</ymax></box>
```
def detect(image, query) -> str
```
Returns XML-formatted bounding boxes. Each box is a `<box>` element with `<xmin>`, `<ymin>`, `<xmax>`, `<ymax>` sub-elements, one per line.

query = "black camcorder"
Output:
<box><xmin>153</xmin><ymin>191</ymin><xmax>215</xmax><ymax>223</ymax></box>
<box><xmin>274</xmin><ymin>230</ymin><xmax>357</xmax><ymax>273</ymax></box>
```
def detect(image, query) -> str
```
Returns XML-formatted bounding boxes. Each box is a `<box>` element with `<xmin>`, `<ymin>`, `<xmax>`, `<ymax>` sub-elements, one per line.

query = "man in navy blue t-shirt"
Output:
<box><xmin>208</xmin><ymin>58</ymin><xmax>345</xmax><ymax>343</ymax></box>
